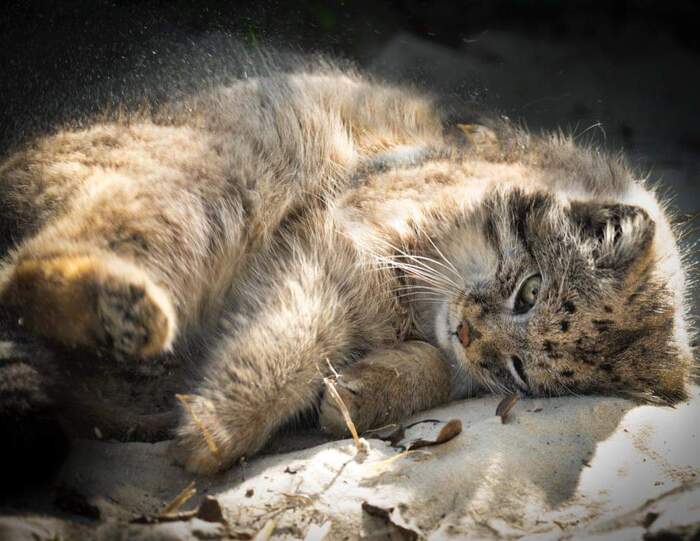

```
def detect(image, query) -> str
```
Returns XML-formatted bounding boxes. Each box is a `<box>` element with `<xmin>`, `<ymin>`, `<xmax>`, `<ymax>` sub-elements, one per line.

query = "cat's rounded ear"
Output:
<box><xmin>568</xmin><ymin>202</ymin><xmax>655</xmax><ymax>272</ymax></box>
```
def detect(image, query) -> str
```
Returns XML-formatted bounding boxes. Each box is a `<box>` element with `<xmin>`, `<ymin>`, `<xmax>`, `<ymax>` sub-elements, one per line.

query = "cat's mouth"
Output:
<box><xmin>443</xmin><ymin>308</ymin><xmax>531</xmax><ymax>393</ymax></box>
<box><xmin>480</xmin><ymin>355</ymin><xmax>531</xmax><ymax>395</ymax></box>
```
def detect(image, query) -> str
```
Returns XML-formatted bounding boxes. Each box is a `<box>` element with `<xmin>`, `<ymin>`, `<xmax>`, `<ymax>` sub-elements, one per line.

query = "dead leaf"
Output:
<box><xmin>131</xmin><ymin>490</ymin><xmax>226</xmax><ymax>526</ymax></box>
<box><xmin>496</xmin><ymin>394</ymin><xmax>520</xmax><ymax>424</ymax></box>
<box><xmin>378</xmin><ymin>418</ymin><xmax>462</xmax><ymax>451</ymax></box>
<box><xmin>365</xmin><ymin>423</ymin><xmax>406</xmax><ymax>446</ymax></box>
<box><xmin>197</xmin><ymin>496</ymin><xmax>225</xmax><ymax>523</ymax></box>
<box><xmin>406</xmin><ymin>419</ymin><xmax>462</xmax><ymax>450</ymax></box>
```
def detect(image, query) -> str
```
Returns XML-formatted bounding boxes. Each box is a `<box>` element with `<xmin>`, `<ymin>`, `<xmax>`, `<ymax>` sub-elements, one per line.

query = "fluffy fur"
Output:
<box><xmin>0</xmin><ymin>59</ymin><xmax>694</xmax><ymax>475</ymax></box>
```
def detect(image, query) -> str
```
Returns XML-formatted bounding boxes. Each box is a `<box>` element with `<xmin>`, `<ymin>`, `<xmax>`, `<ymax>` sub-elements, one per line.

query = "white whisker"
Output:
<box><xmin>414</xmin><ymin>222</ymin><xmax>462</xmax><ymax>280</ymax></box>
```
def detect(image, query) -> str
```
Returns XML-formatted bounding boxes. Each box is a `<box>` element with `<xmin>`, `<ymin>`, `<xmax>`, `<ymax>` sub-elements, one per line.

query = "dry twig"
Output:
<box><xmin>159</xmin><ymin>481</ymin><xmax>197</xmax><ymax>517</ymax></box>
<box><xmin>323</xmin><ymin>359</ymin><xmax>369</xmax><ymax>459</ymax></box>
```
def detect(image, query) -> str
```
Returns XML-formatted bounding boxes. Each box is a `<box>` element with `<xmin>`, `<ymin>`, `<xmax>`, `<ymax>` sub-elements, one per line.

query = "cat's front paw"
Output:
<box><xmin>170</xmin><ymin>394</ymin><xmax>246</xmax><ymax>476</ymax></box>
<box><xmin>170</xmin><ymin>429</ymin><xmax>224</xmax><ymax>476</ymax></box>
<box><xmin>0</xmin><ymin>255</ymin><xmax>176</xmax><ymax>359</ymax></box>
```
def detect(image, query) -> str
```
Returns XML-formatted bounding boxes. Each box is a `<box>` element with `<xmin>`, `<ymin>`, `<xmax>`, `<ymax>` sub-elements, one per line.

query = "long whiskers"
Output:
<box><xmin>414</xmin><ymin>222</ymin><xmax>462</xmax><ymax>280</ymax></box>
<box><xmin>367</xmin><ymin>236</ymin><xmax>463</xmax><ymax>297</ymax></box>
<box><xmin>376</xmin><ymin>256</ymin><xmax>461</xmax><ymax>290</ymax></box>
<box><xmin>389</xmin><ymin>283</ymin><xmax>454</xmax><ymax>296</ymax></box>
<box><xmin>386</xmin><ymin>255</ymin><xmax>462</xmax><ymax>287</ymax></box>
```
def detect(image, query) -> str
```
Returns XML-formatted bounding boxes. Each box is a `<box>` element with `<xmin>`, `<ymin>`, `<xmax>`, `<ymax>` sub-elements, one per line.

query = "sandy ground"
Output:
<box><xmin>2</xmin><ymin>387</ymin><xmax>699</xmax><ymax>540</ymax></box>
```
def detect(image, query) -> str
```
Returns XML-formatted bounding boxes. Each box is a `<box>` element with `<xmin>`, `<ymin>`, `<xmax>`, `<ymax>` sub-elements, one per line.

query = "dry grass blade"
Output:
<box><xmin>496</xmin><ymin>394</ymin><xmax>520</xmax><ymax>424</ymax></box>
<box><xmin>254</xmin><ymin>519</ymin><xmax>277</xmax><ymax>541</ymax></box>
<box><xmin>176</xmin><ymin>394</ymin><xmax>222</xmax><ymax>465</ymax></box>
<box><xmin>280</xmin><ymin>492</ymin><xmax>315</xmax><ymax>506</ymax></box>
<box><xmin>323</xmin><ymin>376</ymin><xmax>368</xmax><ymax>458</ymax></box>
<box><xmin>159</xmin><ymin>481</ymin><xmax>197</xmax><ymax>517</ymax></box>
<box><xmin>370</xmin><ymin>450</ymin><xmax>431</xmax><ymax>474</ymax></box>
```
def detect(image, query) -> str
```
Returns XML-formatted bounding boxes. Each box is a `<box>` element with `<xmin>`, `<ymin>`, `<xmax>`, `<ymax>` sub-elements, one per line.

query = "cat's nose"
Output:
<box><xmin>457</xmin><ymin>320</ymin><xmax>482</xmax><ymax>348</ymax></box>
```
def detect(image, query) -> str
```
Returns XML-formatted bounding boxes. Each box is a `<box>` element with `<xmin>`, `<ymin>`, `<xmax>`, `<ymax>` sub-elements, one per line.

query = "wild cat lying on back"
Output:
<box><xmin>0</xmin><ymin>60</ymin><xmax>694</xmax><ymax>474</ymax></box>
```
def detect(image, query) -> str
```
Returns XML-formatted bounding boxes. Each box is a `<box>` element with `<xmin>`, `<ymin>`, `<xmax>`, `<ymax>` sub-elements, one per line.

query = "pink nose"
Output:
<box><xmin>457</xmin><ymin>321</ymin><xmax>471</xmax><ymax>348</ymax></box>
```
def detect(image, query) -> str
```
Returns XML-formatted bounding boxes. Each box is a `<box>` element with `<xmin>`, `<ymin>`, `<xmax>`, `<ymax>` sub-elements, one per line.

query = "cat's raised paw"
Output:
<box><xmin>97</xmin><ymin>277</ymin><xmax>174</xmax><ymax>358</ymax></box>
<box><xmin>0</xmin><ymin>255</ymin><xmax>176</xmax><ymax>359</ymax></box>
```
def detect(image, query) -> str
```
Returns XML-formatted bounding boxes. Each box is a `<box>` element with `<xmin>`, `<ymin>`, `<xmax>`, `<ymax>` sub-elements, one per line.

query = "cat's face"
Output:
<box><xmin>432</xmin><ymin>189</ymin><xmax>687</xmax><ymax>402</ymax></box>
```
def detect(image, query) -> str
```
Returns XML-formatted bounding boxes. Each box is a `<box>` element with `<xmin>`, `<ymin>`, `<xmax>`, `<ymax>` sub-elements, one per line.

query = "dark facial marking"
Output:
<box><xmin>603</xmin><ymin>305</ymin><xmax>613</xmax><ymax>313</ymax></box>
<box><xmin>626</xmin><ymin>285</ymin><xmax>646</xmax><ymax>305</ymax></box>
<box><xmin>625</xmin><ymin>268</ymin><xmax>653</xmax><ymax>305</ymax></box>
<box><xmin>592</xmin><ymin>319</ymin><xmax>614</xmax><ymax>332</ymax></box>
<box><xmin>563</xmin><ymin>301</ymin><xmax>576</xmax><ymax>314</ymax></box>
<box><xmin>508</xmin><ymin>191</ymin><xmax>552</xmax><ymax>257</ymax></box>
<box><xmin>604</xmin><ymin>328</ymin><xmax>650</xmax><ymax>358</ymax></box>
<box><xmin>543</xmin><ymin>340</ymin><xmax>562</xmax><ymax>359</ymax></box>
<box><xmin>560</xmin><ymin>320</ymin><xmax>570</xmax><ymax>332</ymax></box>
<box><xmin>480</xmin><ymin>344</ymin><xmax>501</xmax><ymax>362</ymax></box>
<box><xmin>560</xmin><ymin>369</ymin><xmax>575</xmax><ymax>378</ymax></box>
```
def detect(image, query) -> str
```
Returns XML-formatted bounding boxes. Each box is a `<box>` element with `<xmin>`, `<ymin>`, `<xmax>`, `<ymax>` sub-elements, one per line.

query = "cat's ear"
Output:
<box><xmin>568</xmin><ymin>202</ymin><xmax>655</xmax><ymax>272</ymax></box>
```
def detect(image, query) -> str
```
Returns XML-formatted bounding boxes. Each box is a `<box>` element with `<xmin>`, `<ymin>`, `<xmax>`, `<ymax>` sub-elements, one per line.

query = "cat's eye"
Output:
<box><xmin>514</xmin><ymin>274</ymin><xmax>541</xmax><ymax>314</ymax></box>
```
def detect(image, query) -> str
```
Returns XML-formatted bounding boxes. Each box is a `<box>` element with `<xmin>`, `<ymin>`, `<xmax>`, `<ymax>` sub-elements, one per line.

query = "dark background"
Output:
<box><xmin>1</xmin><ymin>0</ymin><xmax>699</xmax><ymax>301</ymax></box>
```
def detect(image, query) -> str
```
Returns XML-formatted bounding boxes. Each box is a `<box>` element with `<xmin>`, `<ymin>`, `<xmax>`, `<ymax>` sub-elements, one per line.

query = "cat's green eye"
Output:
<box><xmin>514</xmin><ymin>274</ymin><xmax>541</xmax><ymax>314</ymax></box>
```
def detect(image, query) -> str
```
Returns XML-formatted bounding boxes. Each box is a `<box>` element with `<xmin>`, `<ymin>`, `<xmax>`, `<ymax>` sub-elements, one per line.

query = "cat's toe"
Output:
<box><xmin>171</xmin><ymin>394</ymin><xmax>234</xmax><ymax>475</ymax></box>
<box><xmin>97</xmin><ymin>279</ymin><xmax>175</xmax><ymax>359</ymax></box>
<box><xmin>170</xmin><ymin>435</ymin><xmax>224</xmax><ymax>476</ymax></box>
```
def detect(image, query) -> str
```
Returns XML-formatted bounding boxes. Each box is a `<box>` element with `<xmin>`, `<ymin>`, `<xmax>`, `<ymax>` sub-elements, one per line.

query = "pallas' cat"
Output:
<box><xmin>0</xmin><ymin>61</ymin><xmax>693</xmax><ymax>474</ymax></box>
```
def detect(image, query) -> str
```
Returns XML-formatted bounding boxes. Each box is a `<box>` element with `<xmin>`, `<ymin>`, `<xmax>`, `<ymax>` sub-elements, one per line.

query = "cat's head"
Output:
<box><xmin>428</xmin><ymin>188</ymin><xmax>691</xmax><ymax>403</ymax></box>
